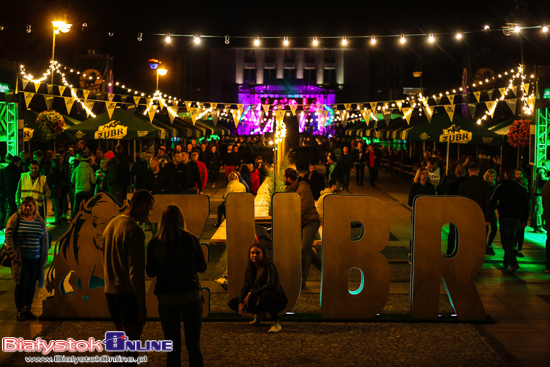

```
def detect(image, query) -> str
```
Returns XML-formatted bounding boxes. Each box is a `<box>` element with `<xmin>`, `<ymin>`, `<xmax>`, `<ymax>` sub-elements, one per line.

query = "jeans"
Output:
<box><xmin>73</xmin><ymin>191</ymin><xmax>93</xmax><ymax>216</ymax></box>
<box><xmin>301</xmin><ymin>219</ymin><xmax>321</xmax><ymax>285</ymax></box>
<box><xmin>499</xmin><ymin>217</ymin><xmax>519</xmax><ymax>269</ymax></box>
<box><xmin>546</xmin><ymin>222</ymin><xmax>550</xmax><ymax>271</ymax></box>
<box><xmin>342</xmin><ymin>170</ymin><xmax>351</xmax><ymax>191</ymax></box>
<box><xmin>367</xmin><ymin>165</ymin><xmax>378</xmax><ymax>187</ymax></box>
<box><xmin>354</xmin><ymin>164</ymin><xmax>365</xmax><ymax>186</ymax></box>
<box><xmin>207</xmin><ymin>166</ymin><xmax>219</xmax><ymax>185</ymax></box>
<box><xmin>486</xmin><ymin>211</ymin><xmax>498</xmax><ymax>247</ymax></box>
<box><xmin>217</xmin><ymin>201</ymin><xmax>226</xmax><ymax>224</ymax></box>
<box><xmin>228</xmin><ymin>290</ymin><xmax>288</xmax><ymax>321</ymax></box>
<box><xmin>14</xmin><ymin>258</ymin><xmax>40</xmax><ymax>311</ymax></box>
<box><xmin>158</xmin><ymin>299</ymin><xmax>204</xmax><ymax>367</ymax></box>
<box><xmin>534</xmin><ymin>195</ymin><xmax>544</xmax><ymax>230</ymax></box>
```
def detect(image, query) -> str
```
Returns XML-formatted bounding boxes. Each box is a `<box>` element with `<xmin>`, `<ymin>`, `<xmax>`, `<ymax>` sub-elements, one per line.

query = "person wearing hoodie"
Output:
<box><xmin>315</xmin><ymin>179</ymin><xmax>340</xmax><ymax>241</ymax></box>
<box><xmin>71</xmin><ymin>154</ymin><xmax>96</xmax><ymax>216</ymax></box>
<box><xmin>283</xmin><ymin>167</ymin><xmax>320</xmax><ymax>288</ymax></box>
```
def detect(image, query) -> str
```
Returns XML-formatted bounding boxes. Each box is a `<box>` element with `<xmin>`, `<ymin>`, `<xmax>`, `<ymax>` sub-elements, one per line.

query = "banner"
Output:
<box><xmin>485</xmin><ymin>101</ymin><xmax>496</xmax><ymax>118</ymax></box>
<box><xmin>45</xmin><ymin>95</ymin><xmax>54</xmax><ymax>111</ymax></box>
<box><xmin>190</xmin><ymin>107</ymin><xmax>199</xmax><ymax>124</ymax></box>
<box><xmin>402</xmin><ymin>107</ymin><xmax>413</xmax><ymax>124</ymax></box>
<box><xmin>106</xmin><ymin>102</ymin><xmax>117</xmax><ymax>119</ymax></box>
<box><xmin>505</xmin><ymin>99</ymin><xmax>517</xmax><ymax>115</ymax></box>
<box><xmin>64</xmin><ymin>97</ymin><xmax>75</xmax><ymax>115</ymax></box>
<box><xmin>23</xmin><ymin>92</ymin><xmax>35</xmax><ymax>109</ymax></box>
<box><xmin>423</xmin><ymin>106</ymin><xmax>433</xmax><ymax>123</ymax></box>
<box><xmin>147</xmin><ymin>106</ymin><xmax>156</xmax><ymax>123</ymax></box>
<box><xmin>474</xmin><ymin>91</ymin><xmax>481</xmax><ymax>103</ymax></box>
<box><xmin>439</xmin><ymin>124</ymin><xmax>472</xmax><ymax>144</ymax></box>
<box><xmin>95</xmin><ymin>121</ymin><xmax>128</xmax><ymax>139</ymax></box>
<box><xmin>59</xmin><ymin>86</ymin><xmax>66</xmax><ymax>96</ymax></box>
<box><xmin>167</xmin><ymin>106</ymin><xmax>178</xmax><ymax>123</ymax></box>
<box><xmin>289</xmin><ymin>104</ymin><xmax>297</xmax><ymax>116</ymax></box>
<box><xmin>444</xmin><ymin>104</ymin><xmax>455</xmax><ymax>122</ymax></box>
<box><xmin>467</xmin><ymin>103</ymin><xmax>477</xmax><ymax>119</ymax></box>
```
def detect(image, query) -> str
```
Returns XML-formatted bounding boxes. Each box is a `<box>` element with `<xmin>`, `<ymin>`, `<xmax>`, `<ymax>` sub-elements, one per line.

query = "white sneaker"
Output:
<box><xmin>212</xmin><ymin>183</ymin><xmax>216</xmax><ymax>188</ymax></box>
<box><xmin>268</xmin><ymin>322</ymin><xmax>282</xmax><ymax>333</ymax></box>
<box><xmin>214</xmin><ymin>276</ymin><xmax>227</xmax><ymax>286</ymax></box>
<box><xmin>250</xmin><ymin>313</ymin><xmax>266</xmax><ymax>325</ymax></box>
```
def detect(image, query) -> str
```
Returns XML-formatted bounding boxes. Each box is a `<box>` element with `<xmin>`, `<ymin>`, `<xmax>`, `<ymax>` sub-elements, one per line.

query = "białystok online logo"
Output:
<box><xmin>2</xmin><ymin>331</ymin><xmax>173</xmax><ymax>354</ymax></box>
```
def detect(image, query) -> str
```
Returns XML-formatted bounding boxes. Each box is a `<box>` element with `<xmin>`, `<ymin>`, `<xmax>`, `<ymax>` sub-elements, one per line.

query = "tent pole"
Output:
<box><xmin>134</xmin><ymin>140</ymin><xmax>137</xmax><ymax>162</ymax></box>
<box><xmin>457</xmin><ymin>144</ymin><xmax>460</xmax><ymax>163</ymax></box>
<box><xmin>446</xmin><ymin>141</ymin><xmax>450</xmax><ymax>174</ymax></box>
<box><xmin>500</xmin><ymin>145</ymin><xmax>503</xmax><ymax>176</ymax></box>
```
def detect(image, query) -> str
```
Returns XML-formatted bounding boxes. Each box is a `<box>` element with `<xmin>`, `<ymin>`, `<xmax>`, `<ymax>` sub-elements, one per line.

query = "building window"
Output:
<box><xmin>245</xmin><ymin>50</ymin><xmax>255</xmax><ymax>63</ymax></box>
<box><xmin>244</xmin><ymin>68</ymin><xmax>256</xmax><ymax>84</ymax></box>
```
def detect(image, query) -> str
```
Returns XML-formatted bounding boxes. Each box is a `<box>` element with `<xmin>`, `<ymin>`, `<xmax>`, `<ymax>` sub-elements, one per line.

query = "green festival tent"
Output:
<box><xmin>406</xmin><ymin>112</ymin><xmax>502</xmax><ymax>146</ymax></box>
<box><xmin>64</xmin><ymin>108</ymin><xmax>166</xmax><ymax>140</ymax></box>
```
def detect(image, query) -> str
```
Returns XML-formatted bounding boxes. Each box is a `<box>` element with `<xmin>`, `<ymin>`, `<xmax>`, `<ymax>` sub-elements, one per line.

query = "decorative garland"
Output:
<box><xmin>506</xmin><ymin>119</ymin><xmax>531</xmax><ymax>148</ymax></box>
<box><xmin>36</xmin><ymin>110</ymin><xmax>66</xmax><ymax>141</ymax></box>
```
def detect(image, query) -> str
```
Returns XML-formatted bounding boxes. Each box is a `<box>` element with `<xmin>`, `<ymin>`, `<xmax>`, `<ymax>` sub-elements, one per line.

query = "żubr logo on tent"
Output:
<box><xmin>439</xmin><ymin>124</ymin><xmax>472</xmax><ymax>144</ymax></box>
<box><xmin>2</xmin><ymin>331</ymin><xmax>172</xmax><ymax>354</ymax></box>
<box><xmin>95</xmin><ymin>120</ymin><xmax>128</xmax><ymax>139</ymax></box>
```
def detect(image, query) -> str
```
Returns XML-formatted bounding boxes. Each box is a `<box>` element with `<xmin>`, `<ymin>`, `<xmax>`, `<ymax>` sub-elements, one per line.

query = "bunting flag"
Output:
<box><xmin>85</xmin><ymin>101</ymin><xmax>95</xmax><ymax>117</ymax></box>
<box><xmin>210</xmin><ymin>102</ymin><xmax>218</xmax><ymax>110</ymax></box>
<box><xmin>106</xmin><ymin>102</ymin><xmax>117</xmax><ymax>119</ymax></box>
<box><xmin>64</xmin><ymin>97</ymin><xmax>75</xmax><ymax>115</ymax></box>
<box><xmin>512</xmin><ymin>86</ymin><xmax>518</xmax><ymax>96</ymax></box>
<box><xmin>341</xmin><ymin>111</ymin><xmax>348</xmax><ymax>127</ymax></box>
<box><xmin>434</xmin><ymin>96</ymin><xmax>441</xmax><ymax>105</ymax></box>
<box><xmin>383</xmin><ymin>110</ymin><xmax>391</xmax><ymax>125</ymax></box>
<box><xmin>303</xmin><ymin>104</ymin><xmax>309</xmax><ymax>111</ymax></box>
<box><xmin>107</xmin><ymin>93</ymin><xmax>115</xmax><ymax>102</ymax></box>
<box><xmin>190</xmin><ymin>107</ymin><xmax>199</xmax><ymax>124</ymax></box>
<box><xmin>23</xmin><ymin>92</ymin><xmax>35</xmax><ymax>108</ymax></box>
<box><xmin>47</xmin><ymin>84</ymin><xmax>53</xmax><ymax>95</ymax></box>
<box><xmin>167</xmin><ymin>106</ymin><xmax>178</xmax><ymax>123</ymax></box>
<box><xmin>261</xmin><ymin>104</ymin><xmax>270</xmax><ymax>114</ymax></box>
<box><xmin>487</xmin><ymin>90</ymin><xmax>494</xmax><ymax>101</ymax></box>
<box><xmin>185</xmin><ymin>101</ymin><xmax>192</xmax><ymax>109</ymax></box>
<box><xmin>447</xmin><ymin>95</ymin><xmax>455</xmax><ymax>105</ymax></box>
<box><xmin>4</xmin><ymin>92</ymin><xmax>14</xmax><ymax>103</ymax></box>
<box><xmin>58</xmin><ymin>86</ymin><xmax>66</xmax><ymax>96</ymax></box>
<box><xmin>344</xmin><ymin>103</ymin><xmax>351</xmax><ymax>111</ymax></box>
<box><xmin>212</xmin><ymin>108</ymin><xmax>219</xmax><ymax>126</ymax></box>
<box><xmin>444</xmin><ymin>104</ymin><xmax>455</xmax><ymax>122</ymax></box>
<box><xmin>275</xmin><ymin>109</ymin><xmax>286</xmax><ymax>123</ymax></box>
<box><xmin>402</xmin><ymin>107</ymin><xmax>413</xmax><ymax>124</ymax></box>
<box><xmin>474</xmin><ymin>91</ymin><xmax>481</xmax><ymax>102</ymax></box>
<box><xmin>231</xmin><ymin>109</ymin><xmax>241</xmax><ymax>127</ymax></box>
<box><xmin>396</xmin><ymin>101</ymin><xmax>403</xmax><ymax>111</ymax></box>
<box><xmin>159</xmin><ymin>98</ymin><xmax>166</xmax><ymax>110</ymax></box>
<box><xmin>360</xmin><ymin>109</ymin><xmax>370</xmax><ymax>122</ymax></box>
<box><xmin>224</xmin><ymin>104</ymin><xmax>232</xmax><ymax>111</ymax></box>
<box><xmin>485</xmin><ymin>101</ymin><xmax>496</xmax><ymax>118</ymax></box>
<box><xmin>147</xmin><ymin>106</ymin><xmax>156</xmax><ymax>123</ymax></box>
<box><xmin>83</xmin><ymin>90</ymin><xmax>90</xmax><ymax>100</ymax></box>
<box><xmin>423</xmin><ymin>106</ymin><xmax>433</xmax><ymax>123</ymax></box>
<box><xmin>505</xmin><ymin>99</ymin><xmax>517</xmax><ymax>115</ymax></box>
<box><xmin>237</xmin><ymin>104</ymin><xmax>244</xmax><ymax>116</ymax></box>
<box><xmin>289</xmin><ymin>104</ymin><xmax>297</xmax><ymax>116</ymax></box>
<box><xmin>468</xmin><ymin>103</ymin><xmax>477</xmax><ymax>119</ymax></box>
<box><xmin>522</xmin><ymin>83</ymin><xmax>530</xmax><ymax>94</ymax></box>
<box><xmin>319</xmin><ymin>110</ymin><xmax>329</xmax><ymax>127</ymax></box>
<box><xmin>172</xmin><ymin>100</ymin><xmax>179</xmax><ymax>106</ymax></box>
<box><xmin>369</xmin><ymin>102</ymin><xmax>377</xmax><ymax>111</ymax></box>
<box><xmin>499</xmin><ymin>87</ymin><xmax>506</xmax><ymax>96</ymax></box>
<box><xmin>527</xmin><ymin>95</ymin><xmax>536</xmax><ymax>112</ymax></box>
<box><xmin>133</xmin><ymin>96</ymin><xmax>140</xmax><ymax>106</ymax></box>
<box><xmin>71</xmin><ymin>87</ymin><xmax>78</xmax><ymax>97</ymax></box>
<box><xmin>33</xmin><ymin>82</ymin><xmax>41</xmax><ymax>93</ymax></box>
<box><xmin>45</xmin><ymin>95</ymin><xmax>54</xmax><ymax>111</ymax></box>
<box><xmin>22</xmin><ymin>79</ymin><xmax>29</xmax><ymax>90</ymax></box>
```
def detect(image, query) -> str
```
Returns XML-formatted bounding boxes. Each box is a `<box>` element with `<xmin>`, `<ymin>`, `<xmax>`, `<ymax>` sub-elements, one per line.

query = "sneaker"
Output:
<box><xmin>24</xmin><ymin>310</ymin><xmax>37</xmax><ymax>320</ymax></box>
<box><xmin>268</xmin><ymin>322</ymin><xmax>282</xmax><ymax>333</ymax></box>
<box><xmin>213</xmin><ymin>222</ymin><xmax>221</xmax><ymax>228</ymax></box>
<box><xmin>507</xmin><ymin>264</ymin><xmax>520</xmax><ymax>274</ymax></box>
<box><xmin>517</xmin><ymin>251</ymin><xmax>525</xmax><ymax>258</ymax></box>
<box><xmin>17</xmin><ymin>312</ymin><xmax>25</xmax><ymax>322</ymax></box>
<box><xmin>214</xmin><ymin>276</ymin><xmax>227</xmax><ymax>286</ymax></box>
<box><xmin>485</xmin><ymin>246</ymin><xmax>495</xmax><ymax>256</ymax></box>
<box><xmin>250</xmin><ymin>313</ymin><xmax>266</xmax><ymax>325</ymax></box>
<box><xmin>212</xmin><ymin>183</ymin><xmax>216</xmax><ymax>188</ymax></box>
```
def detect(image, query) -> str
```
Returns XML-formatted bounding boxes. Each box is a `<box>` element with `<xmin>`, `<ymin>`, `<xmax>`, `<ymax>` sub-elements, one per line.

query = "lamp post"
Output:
<box><xmin>156</xmin><ymin>68</ymin><xmax>167</xmax><ymax>91</ymax></box>
<box><xmin>51</xmin><ymin>21</ymin><xmax>72</xmax><ymax>85</ymax></box>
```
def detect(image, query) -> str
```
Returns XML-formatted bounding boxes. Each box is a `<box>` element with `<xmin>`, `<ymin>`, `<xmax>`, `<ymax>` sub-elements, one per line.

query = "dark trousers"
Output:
<box><xmin>355</xmin><ymin>164</ymin><xmax>365</xmax><ymax>186</ymax></box>
<box><xmin>302</xmin><ymin>219</ymin><xmax>321</xmax><ymax>285</ymax></box>
<box><xmin>50</xmin><ymin>196</ymin><xmax>63</xmax><ymax>223</ymax></box>
<box><xmin>486</xmin><ymin>211</ymin><xmax>498</xmax><ymax>247</ymax></box>
<box><xmin>207</xmin><ymin>166</ymin><xmax>219</xmax><ymax>185</ymax></box>
<box><xmin>342</xmin><ymin>170</ymin><xmax>351</xmax><ymax>191</ymax></box>
<box><xmin>446</xmin><ymin>224</ymin><xmax>458</xmax><ymax>256</ymax></box>
<box><xmin>499</xmin><ymin>217</ymin><xmax>519</xmax><ymax>269</ymax></box>
<box><xmin>367</xmin><ymin>165</ymin><xmax>378</xmax><ymax>187</ymax></box>
<box><xmin>158</xmin><ymin>299</ymin><xmax>204</xmax><ymax>367</ymax></box>
<box><xmin>73</xmin><ymin>191</ymin><xmax>93</xmax><ymax>216</ymax></box>
<box><xmin>217</xmin><ymin>201</ymin><xmax>226</xmax><ymax>224</ymax></box>
<box><xmin>514</xmin><ymin>224</ymin><xmax>525</xmax><ymax>252</ymax></box>
<box><xmin>228</xmin><ymin>290</ymin><xmax>287</xmax><ymax>321</ymax></box>
<box><xmin>14</xmin><ymin>258</ymin><xmax>40</xmax><ymax>311</ymax></box>
<box><xmin>546</xmin><ymin>222</ymin><xmax>550</xmax><ymax>271</ymax></box>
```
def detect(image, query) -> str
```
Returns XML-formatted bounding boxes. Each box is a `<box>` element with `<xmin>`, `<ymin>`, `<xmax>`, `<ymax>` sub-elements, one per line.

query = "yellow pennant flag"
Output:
<box><xmin>22</xmin><ymin>79</ymin><xmax>29</xmax><ymax>90</ymax></box>
<box><xmin>369</xmin><ymin>102</ymin><xmax>377</xmax><ymax>111</ymax></box>
<box><xmin>64</xmin><ymin>97</ymin><xmax>75</xmax><ymax>115</ymax></box>
<box><xmin>167</xmin><ymin>106</ymin><xmax>178</xmax><ymax>123</ymax></box>
<box><xmin>527</xmin><ymin>95</ymin><xmax>536</xmax><ymax>111</ymax></box>
<box><xmin>108</xmin><ymin>93</ymin><xmax>115</xmax><ymax>102</ymax></box>
<box><xmin>447</xmin><ymin>95</ymin><xmax>455</xmax><ymax>105</ymax></box>
<box><xmin>58</xmin><ymin>85</ymin><xmax>66</xmax><ymax>96</ymax></box>
<box><xmin>106</xmin><ymin>102</ymin><xmax>117</xmax><ymax>119</ymax></box>
<box><xmin>505</xmin><ymin>99</ymin><xmax>517</xmax><ymax>115</ymax></box>
<box><xmin>396</xmin><ymin>101</ymin><xmax>403</xmax><ymax>111</ymax></box>
<box><xmin>184</xmin><ymin>101</ymin><xmax>192</xmax><ymax>109</ymax></box>
<box><xmin>232</xmin><ymin>109</ymin><xmax>241</xmax><ymax>128</ymax></box>
<box><xmin>262</xmin><ymin>104</ymin><xmax>270</xmax><ymax>113</ymax></box>
<box><xmin>275</xmin><ymin>109</ymin><xmax>286</xmax><ymax>123</ymax></box>
<box><xmin>33</xmin><ymin>82</ymin><xmax>41</xmax><ymax>93</ymax></box>
<box><xmin>237</xmin><ymin>104</ymin><xmax>244</xmax><ymax>114</ymax></box>
<box><xmin>23</xmin><ymin>92</ymin><xmax>35</xmax><ymax>109</ymax></box>
<box><xmin>402</xmin><ymin>107</ymin><xmax>413</xmax><ymax>124</ymax></box>
<box><xmin>474</xmin><ymin>91</ymin><xmax>481</xmax><ymax>102</ymax></box>
<box><xmin>71</xmin><ymin>87</ymin><xmax>78</xmax><ymax>97</ymax></box>
<box><xmin>512</xmin><ymin>86</ymin><xmax>518</xmax><ymax>96</ymax></box>
<box><xmin>47</xmin><ymin>84</ymin><xmax>53</xmax><ymax>95</ymax></box>
<box><xmin>485</xmin><ymin>101</ymin><xmax>496</xmax><ymax>118</ymax></box>
<box><xmin>423</xmin><ymin>106</ymin><xmax>433</xmax><ymax>123</ymax></box>
<box><xmin>289</xmin><ymin>104</ymin><xmax>297</xmax><ymax>116</ymax></box>
<box><xmin>487</xmin><ymin>90</ymin><xmax>494</xmax><ymax>101</ymax></box>
<box><xmin>146</xmin><ymin>106</ymin><xmax>156</xmax><ymax>123</ymax></box>
<box><xmin>190</xmin><ymin>107</ymin><xmax>199</xmax><ymax>125</ymax></box>
<box><xmin>210</xmin><ymin>103</ymin><xmax>218</xmax><ymax>110</ymax></box>
<box><xmin>444</xmin><ymin>105</ymin><xmax>455</xmax><ymax>122</ymax></box>
<box><xmin>468</xmin><ymin>104</ymin><xmax>476</xmax><ymax>119</ymax></box>
<box><xmin>212</xmin><ymin>109</ymin><xmax>219</xmax><ymax>126</ymax></box>
<box><xmin>133</xmin><ymin>96</ymin><xmax>140</xmax><ymax>106</ymax></box>
<box><xmin>45</xmin><ymin>95</ymin><xmax>54</xmax><ymax>111</ymax></box>
<box><xmin>83</xmin><ymin>90</ymin><xmax>90</xmax><ymax>100</ymax></box>
<box><xmin>522</xmin><ymin>83</ymin><xmax>530</xmax><ymax>95</ymax></box>
<box><xmin>159</xmin><ymin>98</ymin><xmax>166</xmax><ymax>111</ymax></box>
<box><xmin>499</xmin><ymin>87</ymin><xmax>506</xmax><ymax>96</ymax></box>
<box><xmin>360</xmin><ymin>109</ymin><xmax>370</xmax><ymax>122</ymax></box>
<box><xmin>434</xmin><ymin>96</ymin><xmax>441</xmax><ymax>105</ymax></box>
<box><xmin>344</xmin><ymin>103</ymin><xmax>351</xmax><ymax>111</ymax></box>
<box><xmin>85</xmin><ymin>101</ymin><xmax>95</xmax><ymax>117</ymax></box>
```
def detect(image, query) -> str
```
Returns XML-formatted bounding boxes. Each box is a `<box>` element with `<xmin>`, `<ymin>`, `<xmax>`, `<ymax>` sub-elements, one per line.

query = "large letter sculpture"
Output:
<box><xmin>411</xmin><ymin>196</ymin><xmax>486</xmax><ymax>320</ymax></box>
<box><xmin>321</xmin><ymin>195</ymin><xmax>390</xmax><ymax>319</ymax></box>
<box><xmin>226</xmin><ymin>193</ymin><xmax>256</xmax><ymax>300</ymax></box>
<box><xmin>272</xmin><ymin>192</ymin><xmax>301</xmax><ymax>313</ymax></box>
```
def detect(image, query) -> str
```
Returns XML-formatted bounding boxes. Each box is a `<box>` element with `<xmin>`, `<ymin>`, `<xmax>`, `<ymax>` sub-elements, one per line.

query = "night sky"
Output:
<box><xmin>1</xmin><ymin>0</ymin><xmax>549</xmax><ymax>98</ymax></box>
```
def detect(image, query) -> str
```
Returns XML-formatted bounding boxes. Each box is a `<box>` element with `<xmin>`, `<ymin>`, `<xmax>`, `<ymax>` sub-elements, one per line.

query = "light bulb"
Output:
<box><xmin>225</xmin><ymin>35</ymin><xmax>230</xmax><ymax>44</ymax></box>
<box><xmin>428</xmin><ymin>34</ymin><xmax>435</xmax><ymax>43</ymax></box>
<box><xmin>283</xmin><ymin>37</ymin><xmax>289</xmax><ymax>46</ymax></box>
<box><xmin>484</xmin><ymin>25</ymin><xmax>490</xmax><ymax>32</ymax></box>
<box><xmin>137</xmin><ymin>32</ymin><xmax>143</xmax><ymax>41</ymax></box>
<box><xmin>254</xmin><ymin>37</ymin><xmax>260</xmax><ymax>46</ymax></box>
<box><xmin>26</xmin><ymin>25</ymin><xmax>31</xmax><ymax>33</ymax></box>
<box><xmin>165</xmin><ymin>34</ymin><xmax>171</xmax><ymax>43</ymax></box>
<box><xmin>194</xmin><ymin>35</ymin><xmax>201</xmax><ymax>44</ymax></box>
<box><xmin>400</xmin><ymin>35</ymin><xmax>406</xmax><ymax>44</ymax></box>
<box><xmin>370</xmin><ymin>36</ymin><xmax>376</xmax><ymax>45</ymax></box>
<box><xmin>312</xmin><ymin>37</ymin><xmax>318</xmax><ymax>46</ymax></box>
<box><xmin>543</xmin><ymin>26</ymin><xmax>549</xmax><ymax>33</ymax></box>
<box><xmin>514</xmin><ymin>25</ymin><xmax>521</xmax><ymax>33</ymax></box>
<box><xmin>341</xmin><ymin>36</ymin><xmax>347</xmax><ymax>46</ymax></box>
<box><xmin>456</xmin><ymin>32</ymin><xmax>463</xmax><ymax>39</ymax></box>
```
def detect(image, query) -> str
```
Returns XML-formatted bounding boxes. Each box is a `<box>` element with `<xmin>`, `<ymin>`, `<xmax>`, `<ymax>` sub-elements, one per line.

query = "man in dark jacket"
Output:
<box><xmin>130</xmin><ymin>150</ymin><xmax>149</xmax><ymax>191</ymax></box>
<box><xmin>491</xmin><ymin>169</ymin><xmax>529</xmax><ymax>273</ymax></box>
<box><xmin>339</xmin><ymin>146</ymin><xmax>354</xmax><ymax>192</ymax></box>
<box><xmin>352</xmin><ymin>141</ymin><xmax>367</xmax><ymax>187</ymax></box>
<box><xmin>181</xmin><ymin>151</ymin><xmax>203</xmax><ymax>194</ymax></box>
<box><xmin>284</xmin><ymin>167</ymin><xmax>320</xmax><ymax>288</ymax></box>
<box><xmin>366</xmin><ymin>144</ymin><xmax>381</xmax><ymax>187</ymax></box>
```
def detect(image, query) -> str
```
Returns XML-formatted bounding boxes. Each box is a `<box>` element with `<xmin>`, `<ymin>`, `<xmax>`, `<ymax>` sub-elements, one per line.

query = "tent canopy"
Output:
<box><xmin>406</xmin><ymin>112</ymin><xmax>502</xmax><ymax>146</ymax></box>
<box><xmin>64</xmin><ymin>108</ymin><xmax>166</xmax><ymax>140</ymax></box>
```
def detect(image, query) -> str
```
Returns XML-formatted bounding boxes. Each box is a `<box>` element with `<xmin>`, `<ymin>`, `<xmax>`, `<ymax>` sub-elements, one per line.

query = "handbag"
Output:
<box><xmin>0</xmin><ymin>245</ymin><xmax>11</xmax><ymax>267</ymax></box>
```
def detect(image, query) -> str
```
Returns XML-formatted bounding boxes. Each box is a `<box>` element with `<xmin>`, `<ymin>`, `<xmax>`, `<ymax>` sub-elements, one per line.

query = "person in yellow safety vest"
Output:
<box><xmin>16</xmin><ymin>160</ymin><xmax>51</xmax><ymax>221</ymax></box>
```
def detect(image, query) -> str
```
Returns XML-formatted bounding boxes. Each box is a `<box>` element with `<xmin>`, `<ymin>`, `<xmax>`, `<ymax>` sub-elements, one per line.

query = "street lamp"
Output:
<box><xmin>51</xmin><ymin>20</ymin><xmax>72</xmax><ymax>85</ymax></box>
<box><xmin>156</xmin><ymin>68</ymin><xmax>167</xmax><ymax>91</ymax></box>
